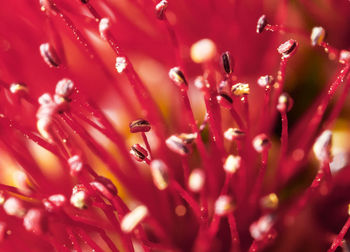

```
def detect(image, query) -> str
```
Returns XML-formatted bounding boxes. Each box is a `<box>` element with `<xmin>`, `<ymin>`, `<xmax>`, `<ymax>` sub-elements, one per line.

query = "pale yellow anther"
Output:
<box><xmin>311</xmin><ymin>27</ymin><xmax>326</xmax><ymax>46</ymax></box>
<box><xmin>121</xmin><ymin>205</ymin><xmax>148</xmax><ymax>233</ymax></box>
<box><xmin>223</xmin><ymin>155</ymin><xmax>241</xmax><ymax>174</ymax></box>
<box><xmin>10</xmin><ymin>83</ymin><xmax>28</xmax><ymax>94</ymax></box>
<box><xmin>188</xmin><ymin>169</ymin><xmax>205</xmax><ymax>193</ymax></box>
<box><xmin>260</xmin><ymin>193</ymin><xmax>279</xmax><ymax>210</ymax></box>
<box><xmin>190</xmin><ymin>39</ymin><xmax>217</xmax><ymax>63</ymax></box>
<box><xmin>231</xmin><ymin>83</ymin><xmax>250</xmax><ymax>96</ymax></box>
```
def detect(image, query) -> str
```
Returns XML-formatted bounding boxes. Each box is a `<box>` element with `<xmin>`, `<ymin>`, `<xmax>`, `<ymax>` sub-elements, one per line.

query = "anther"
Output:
<box><xmin>221</xmin><ymin>51</ymin><xmax>233</xmax><ymax>75</ymax></box>
<box><xmin>129</xmin><ymin>119</ymin><xmax>151</xmax><ymax>133</ymax></box>
<box><xmin>121</xmin><ymin>205</ymin><xmax>148</xmax><ymax>233</ymax></box>
<box><xmin>178</xmin><ymin>132</ymin><xmax>198</xmax><ymax>144</ymax></box>
<box><xmin>257</xmin><ymin>75</ymin><xmax>274</xmax><ymax>88</ymax></box>
<box><xmin>68</xmin><ymin>155</ymin><xmax>84</xmax><ymax>177</ymax></box>
<box><xmin>256</xmin><ymin>15</ymin><xmax>268</xmax><ymax>34</ymax></box>
<box><xmin>310</xmin><ymin>27</ymin><xmax>326</xmax><ymax>47</ymax></box>
<box><xmin>80</xmin><ymin>0</ymin><xmax>89</xmax><ymax>3</ymax></box>
<box><xmin>130</xmin><ymin>144</ymin><xmax>148</xmax><ymax>162</ymax></box>
<box><xmin>55</xmin><ymin>78</ymin><xmax>74</xmax><ymax>99</ymax></box>
<box><xmin>252</xmin><ymin>133</ymin><xmax>271</xmax><ymax>153</ymax></box>
<box><xmin>39</xmin><ymin>43</ymin><xmax>61</xmax><ymax>68</ymax></box>
<box><xmin>214</xmin><ymin>195</ymin><xmax>235</xmax><ymax>216</ymax></box>
<box><xmin>313</xmin><ymin>130</ymin><xmax>332</xmax><ymax>162</ymax></box>
<box><xmin>165</xmin><ymin>135</ymin><xmax>189</xmax><ymax>156</ymax></box>
<box><xmin>224</xmin><ymin>128</ymin><xmax>246</xmax><ymax>141</ymax></box>
<box><xmin>3</xmin><ymin>197</ymin><xmax>26</xmax><ymax>217</ymax></box>
<box><xmin>155</xmin><ymin>0</ymin><xmax>168</xmax><ymax>20</ymax></box>
<box><xmin>194</xmin><ymin>76</ymin><xmax>210</xmax><ymax>92</ymax></box>
<box><xmin>9</xmin><ymin>83</ymin><xmax>28</xmax><ymax>95</ymax></box>
<box><xmin>23</xmin><ymin>208</ymin><xmax>47</xmax><ymax>235</ymax></box>
<box><xmin>150</xmin><ymin>160</ymin><xmax>169</xmax><ymax>190</ymax></box>
<box><xmin>188</xmin><ymin>169</ymin><xmax>205</xmax><ymax>193</ymax></box>
<box><xmin>339</xmin><ymin>50</ymin><xmax>350</xmax><ymax>64</ymax></box>
<box><xmin>231</xmin><ymin>83</ymin><xmax>250</xmax><ymax>96</ymax></box>
<box><xmin>70</xmin><ymin>185</ymin><xmax>90</xmax><ymax>209</ymax></box>
<box><xmin>99</xmin><ymin>18</ymin><xmax>110</xmax><ymax>40</ymax></box>
<box><xmin>217</xmin><ymin>93</ymin><xmax>233</xmax><ymax>109</ymax></box>
<box><xmin>278</xmin><ymin>39</ymin><xmax>298</xmax><ymax>59</ymax></box>
<box><xmin>169</xmin><ymin>67</ymin><xmax>188</xmax><ymax>90</ymax></box>
<box><xmin>190</xmin><ymin>39</ymin><xmax>217</xmax><ymax>64</ymax></box>
<box><xmin>115</xmin><ymin>57</ymin><xmax>127</xmax><ymax>73</ymax></box>
<box><xmin>223</xmin><ymin>155</ymin><xmax>241</xmax><ymax>174</ymax></box>
<box><xmin>260</xmin><ymin>193</ymin><xmax>279</xmax><ymax>210</ymax></box>
<box><xmin>249</xmin><ymin>215</ymin><xmax>274</xmax><ymax>240</ymax></box>
<box><xmin>277</xmin><ymin>92</ymin><xmax>294</xmax><ymax>113</ymax></box>
<box><xmin>43</xmin><ymin>194</ymin><xmax>67</xmax><ymax>212</ymax></box>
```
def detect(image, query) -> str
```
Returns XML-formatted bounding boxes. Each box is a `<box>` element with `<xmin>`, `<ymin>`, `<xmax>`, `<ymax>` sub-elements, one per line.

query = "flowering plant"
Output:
<box><xmin>0</xmin><ymin>0</ymin><xmax>350</xmax><ymax>251</ymax></box>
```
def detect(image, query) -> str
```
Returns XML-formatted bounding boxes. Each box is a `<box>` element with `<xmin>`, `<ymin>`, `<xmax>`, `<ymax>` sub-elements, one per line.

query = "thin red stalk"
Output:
<box><xmin>101</xmin><ymin>25</ymin><xmax>166</xmax><ymax>142</ymax></box>
<box><xmin>280</xmin><ymin>110</ymin><xmax>288</xmax><ymax>160</ymax></box>
<box><xmin>328</xmin><ymin>216</ymin><xmax>350</xmax><ymax>252</ymax></box>
<box><xmin>228</xmin><ymin>213</ymin><xmax>241</xmax><ymax>252</ymax></box>
<box><xmin>180</xmin><ymin>90</ymin><xmax>207</xmax><ymax>158</ymax></box>
<box><xmin>204</xmin><ymin>92</ymin><xmax>225</xmax><ymax>156</ymax></box>
<box><xmin>171</xmin><ymin>181</ymin><xmax>201</xmax><ymax>220</ymax></box>
<box><xmin>250</xmin><ymin>149</ymin><xmax>269</xmax><ymax>205</ymax></box>
<box><xmin>230</xmin><ymin>107</ymin><xmax>245</xmax><ymax>129</ymax></box>
<box><xmin>181</xmin><ymin>157</ymin><xmax>190</xmax><ymax>185</ymax></box>
<box><xmin>68</xmin><ymin>110</ymin><xmax>140</xmax><ymax>172</ymax></box>
<box><xmin>59</xmin><ymin>113</ymin><xmax>129</xmax><ymax>183</ymax></box>
<box><xmin>163</xmin><ymin>16</ymin><xmax>183</xmax><ymax>67</ymax></box>
<box><xmin>66</xmin><ymin>226</ymin><xmax>82</xmax><ymax>252</ymax></box>
<box><xmin>324</xmin><ymin>77</ymin><xmax>350</xmax><ymax>129</ymax></box>
<box><xmin>141</xmin><ymin>132</ymin><xmax>152</xmax><ymax>159</ymax></box>
<box><xmin>242</xmin><ymin>95</ymin><xmax>250</xmax><ymax>132</ymax></box>
<box><xmin>296</xmin><ymin>64</ymin><xmax>350</xmax><ymax>153</ymax></box>
<box><xmin>77</xmin><ymin>228</ymin><xmax>104</xmax><ymax>252</ymax></box>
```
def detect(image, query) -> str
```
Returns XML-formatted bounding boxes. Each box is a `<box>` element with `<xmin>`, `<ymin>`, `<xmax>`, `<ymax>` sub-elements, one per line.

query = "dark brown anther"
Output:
<box><xmin>221</xmin><ymin>51</ymin><xmax>233</xmax><ymax>75</ymax></box>
<box><xmin>169</xmin><ymin>67</ymin><xmax>188</xmax><ymax>90</ymax></box>
<box><xmin>277</xmin><ymin>92</ymin><xmax>294</xmax><ymax>113</ymax></box>
<box><xmin>129</xmin><ymin>119</ymin><xmax>151</xmax><ymax>133</ymax></box>
<box><xmin>130</xmin><ymin>144</ymin><xmax>148</xmax><ymax>162</ymax></box>
<box><xmin>217</xmin><ymin>92</ymin><xmax>233</xmax><ymax>109</ymax></box>
<box><xmin>256</xmin><ymin>15</ymin><xmax>268</xmax><ymax>34</ymax></box>
<box><xmin>39</xmin><ymin>43</ymin><xmax>61</xmax><ymax>68</ymax></box>
<box><xmin>166</xmin><ymin>135</ymin><xmax>189</xmax><ymax>156</ymax></box>
<box><xmin>80</xmin><ymin>0</ymin><xmax>89</xmax><ymax>3</ymax></box>
<box><xmin>277</xmin><ymin>39</ymin><xmax>298</xmax><ymax>59</ymax></box>
<box><xmin>155</xmin><ymin>0</ymin><xmax>168</xmax><ymax>20</ymax></box>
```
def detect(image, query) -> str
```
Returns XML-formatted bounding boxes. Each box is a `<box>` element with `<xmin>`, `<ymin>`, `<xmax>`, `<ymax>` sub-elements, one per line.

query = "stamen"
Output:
<box><xmin>129</xmin><ymin>119</ymin><xmax>151</xmax><ymax>133</ymax></box>
<box><xmin>221</xmin><ymin>51</ymin><xmax>233</xmax><ymax>75</ymax></box>
<box><xmin>23</xmin><ymin>208</ymin><xmax>47</xmax><ymax>235</ymax></box>
<box><xmin>214</xmin><ymin>195</ymin><xmax>235</xmax><ymax>216</ymax></box>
